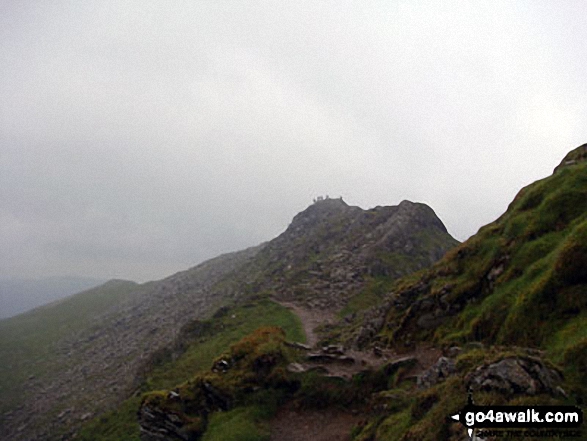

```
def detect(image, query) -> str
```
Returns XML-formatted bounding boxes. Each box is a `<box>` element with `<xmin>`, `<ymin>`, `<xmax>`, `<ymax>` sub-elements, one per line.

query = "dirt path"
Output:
<box><xmin>277</xmin><ymin>300</ymin><xmax>336</xmax><ymax>347</ymax></box>
<box><xmin>276</xmin><ymin>300</ymin><xmax>441</xmax><ymax>378</ymax></box>
<box><xmin>271</xmin><ymin>300</ymin><xmax>442</xmax><ymax>440</ymax></box>
<box><xmin>270</xmin><ymin>404</ymin><xmax>361</xmax><ymax>441</ymax></box>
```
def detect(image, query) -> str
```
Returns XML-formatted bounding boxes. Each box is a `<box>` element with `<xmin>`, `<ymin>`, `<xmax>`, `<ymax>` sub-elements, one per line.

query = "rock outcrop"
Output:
<box><xmin>249</xmin><ymin>198</ymin><xmax>458</xmax><ymax>311</ymax></box>
<box><xmin>417</xmin><ymin>356</ymin><xmax>456</xmax><ymax>389</ymax></box>
<box><xmin>466</xmin><ymin>356</ymin><xmax>564</xmax><ymax>397</ymax></box>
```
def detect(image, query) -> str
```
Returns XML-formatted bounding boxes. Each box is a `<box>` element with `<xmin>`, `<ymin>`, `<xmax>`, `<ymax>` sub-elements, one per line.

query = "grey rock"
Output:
<box><xmin>417</xmin><ymin>356</ymin><xmax>456</xmax><ymax>388</ymax></box>
<box><xmin>446</xmin><ymin>346</ymin><xmax>462</xmax><ymax>358</ymax></box>
<box><xmin>382</xmin><ymin>356</ymin><xmax>418</xmax><ymax>376</ymax></box>
<box><xmin>416</xmin><ymin>311</ymin><xmax>446</xmax><ymax>329</ymax></box>
<box><xmin>286</xmin><ymin>362</ymin><xmax>306</xmax><ymax>373</ymax></box>
<box><xmin>284</xmin><ymin>341</ymin><xmax>312</xmax><ymax>351</ymax></box>
<box><xmin>138</xmin><ymin>405</ymin><xmax>190</xmax><ymax>441</ymax></box>
<box><xmin>466</xmin><ymin>356</ymin><xmax>564</xmax><ymax>396</ymax></box>
<box><xmin>322</xmin><ymin>344</ymin><xmax>345</xmax><ymax>355</ymax></box>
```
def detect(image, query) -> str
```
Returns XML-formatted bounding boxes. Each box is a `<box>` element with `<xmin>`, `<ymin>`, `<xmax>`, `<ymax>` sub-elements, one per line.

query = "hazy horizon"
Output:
<box><xmin>2</xmin><ymin>1</ymin><xmax>586</xmax><ymax>282</ymax></box>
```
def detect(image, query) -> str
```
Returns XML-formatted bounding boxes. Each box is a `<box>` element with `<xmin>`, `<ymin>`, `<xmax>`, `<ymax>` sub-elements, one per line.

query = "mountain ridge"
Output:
<box><xmin>0</xmin><ymin>276</ymin><xmax>109</xmax><ymax>319</ymax></box>
<box><xmin>0</xmin><ymin>198</ymin><xmax>457</xmax><ymax>441</ymax></box>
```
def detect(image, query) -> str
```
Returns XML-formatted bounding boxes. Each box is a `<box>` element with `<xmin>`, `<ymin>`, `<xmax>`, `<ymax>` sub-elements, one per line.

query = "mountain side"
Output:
<box><xmin>345</xmin><ymin>144</ymin><xmax>587</xmax><ymax>439</ymax></box>
<box><xmin>74</xmin><ymin>198</ymin><xmax>457</xmax><ymax>440</ymax></box>
<box><xmin>130</xmin><ymin>200</ymin><xmax>460</xmax><ymax>440</ymax></box>
<box><xmin>1</xmin><ymin>197</ymin><xmax>458</xmax><ymax>440</ymax></box>
<box><xmin>0</xmin><ymin>246</ymin><xmax>262</xmax><ymax>441</ymax></box>
<box><xmin>379</xmin><ymin>144</ymin><xmax>587</xmax><ymax>355</ymax></box>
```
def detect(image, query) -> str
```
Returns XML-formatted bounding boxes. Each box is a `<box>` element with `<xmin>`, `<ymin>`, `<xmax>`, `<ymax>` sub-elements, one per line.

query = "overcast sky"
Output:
<box><xmin>1</xmin><ymin>1</ymin><xmax>586</xmax><ymax>283</ymax></box>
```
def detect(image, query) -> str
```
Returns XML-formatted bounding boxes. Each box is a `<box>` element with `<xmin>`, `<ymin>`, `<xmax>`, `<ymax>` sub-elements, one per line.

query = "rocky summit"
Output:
<box><xmin>248</xmin><ymin>197</ymin><xmax>459</xmax><ymax>310</ymax></box>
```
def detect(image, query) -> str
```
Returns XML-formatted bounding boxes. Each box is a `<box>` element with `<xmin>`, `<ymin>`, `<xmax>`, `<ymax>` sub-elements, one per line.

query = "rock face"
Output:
<box><xmin>417</xmin><ymin>356</ymin><xmax>456</xmax><ymax>388</ymax></box>
<box><xmin>249</xmin><ymin>198</ymin><xmax>458</xmax><ymax>310</ymax></box>
<box><xmin>466</xmin><ymin>356</ymin><xmax>564</xmax><ymax>397</ymax></box>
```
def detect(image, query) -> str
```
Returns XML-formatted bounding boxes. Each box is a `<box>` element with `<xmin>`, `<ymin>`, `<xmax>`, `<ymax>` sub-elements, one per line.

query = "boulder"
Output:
<box><xmin>466</xmin><ymin>356</ymin><xmax>564</xmax><ymax>396</ymax></box>
<box><xmin>138</xmin><ymin>405</ymin><xmax>193</xmax><ymax>441</ymax></box>
<box><xmin>382</xmin><ymin>356</ymin><xmax>418</xmax><ymax>377</ymax></box>
<box><xmin>417</xmin><ymin>356</ymin><xmax>456</xmax><ymax>388</ymax></box>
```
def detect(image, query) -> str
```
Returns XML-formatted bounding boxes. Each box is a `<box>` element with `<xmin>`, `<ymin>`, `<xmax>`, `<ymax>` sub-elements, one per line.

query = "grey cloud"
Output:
<box><xmin>1</xmin><ymin>1</ymin><xmax>586</xmax><ymax>281</ymax></box>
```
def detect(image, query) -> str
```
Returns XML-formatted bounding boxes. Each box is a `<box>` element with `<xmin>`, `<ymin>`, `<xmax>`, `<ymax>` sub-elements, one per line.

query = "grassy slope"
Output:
<box><xmin>355</xmin><ymin>149</ymin><xmax>587</xmax><ymax>439</ymax></box>
<box><xmin>442</xmin><ymin>164</ymin><xmax>587</xmax><ymax>349</ymax></box>
<box><xmin>0</xmin><ymin>280</ymin><xmax>140</xmax><ymax>413</ymax></box>
<box><xmin>75</xmin><ymin>299</ymin><xmax>305</xmax><ymax>440</ymax></box>
<box><xmin>380</xmin><ymin>159</ymin><xmax>587</xmax><ymax>358</ymax></box>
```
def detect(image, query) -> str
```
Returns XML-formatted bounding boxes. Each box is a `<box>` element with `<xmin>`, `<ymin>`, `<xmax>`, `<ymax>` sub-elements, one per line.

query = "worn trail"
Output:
<box><xmin>270</xmin><ymin>301</ymin><xmax>442</xmax><ymax>441</ymax></box>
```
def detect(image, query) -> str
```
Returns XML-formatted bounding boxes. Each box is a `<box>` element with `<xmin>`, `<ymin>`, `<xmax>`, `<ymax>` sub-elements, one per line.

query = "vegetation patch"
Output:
<box><xmin>77</xmin><ymin>299</ymin><xmax>305</xmax><ymax>439</ymax></box>
<box><xmin>139</xmin><ymin>326</ymin><xmax>298</xmax><ymax>440</ymax></box>
<box><xmin>202</xmin><ymin>405</ymin><xmax>271</xmax><ymax>441</ymax></box>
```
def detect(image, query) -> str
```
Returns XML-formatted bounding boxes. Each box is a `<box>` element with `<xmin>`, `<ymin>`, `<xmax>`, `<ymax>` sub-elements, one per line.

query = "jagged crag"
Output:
<box><xmin>2</xmin><ymin>145</ymin><xmax>586</xmax><ymax>441</ymax></box>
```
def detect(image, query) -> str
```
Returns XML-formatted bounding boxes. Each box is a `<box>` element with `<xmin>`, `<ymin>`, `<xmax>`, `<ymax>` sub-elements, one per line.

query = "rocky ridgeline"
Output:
<box><xmin>248</xmin><ymin>198</ymin><xmax>458</xmax><ymax>311</ymax></box>
<box><xmin>2</xmin><ymin>198</ymin><xmax>458</xmax><ymax>441</ymax></box>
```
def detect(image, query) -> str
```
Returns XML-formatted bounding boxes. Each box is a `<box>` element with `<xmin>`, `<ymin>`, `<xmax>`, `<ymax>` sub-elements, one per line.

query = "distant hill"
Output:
<box><xmin>0</xmin><ymin>276</ymin><xmax>107</xmax><ymax>319</ymax></box>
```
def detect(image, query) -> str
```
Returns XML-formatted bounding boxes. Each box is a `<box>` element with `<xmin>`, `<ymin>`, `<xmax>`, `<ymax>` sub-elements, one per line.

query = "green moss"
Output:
<box><xmin>420</xmin><ymin>164</ymin><xmax>587</xmax><ymax>351</ymax></box>
<box><xmin>528</xmin><ymin>189</ymin><xmax>587</xmax><ymax>236</ymax></box>
<box><xmin>339</xmin><ymin>276</ymin><xmax>391</xmax><ymax>318</ymax></box>
<box><xmin>374</xmin><ymin>409</ymin><xmax>412</xmax><ymax>440</ymax></box>
<box><xmin>357</xmin><ymin>376</ymin><xmax>467</xmax><ymax>441</ymax></box>
<box><xmin>75</xmin><ymin>397</ymin><xmax>142</xmax><ymax>441</ymax></box>
<box><xmin>143</xmin><ymin>300</ymin><xmax>304</xmax><ymax>391</ymax></box>
<box><xmin>554</xmin><ymin>219</ymin><xmax>587</xmax><ymax>285</ymax></box>
<box><xmin>202</xmin><ymin>406</ymin><xmax>271</xmax><ymax>441</ymax></box>
<box><xmin>137</xmin><ymin>325</ymin><xmax>300</xmax><ymax>440</ymax></box>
